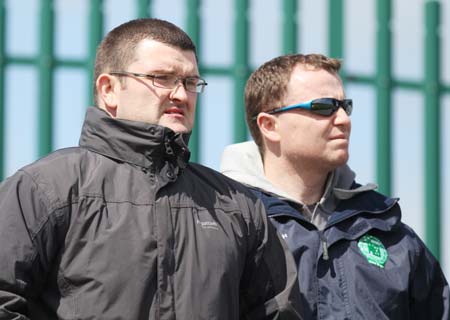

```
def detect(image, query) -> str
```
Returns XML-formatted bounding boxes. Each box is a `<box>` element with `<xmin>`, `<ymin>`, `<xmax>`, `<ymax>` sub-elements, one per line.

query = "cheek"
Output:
<box><xmin>185</xmin><ymin>96</ymin><xmax>197</xmax><ymax>118</ymax></box>
<box><xmin>189</xmin><ymin>95</ymin><xmax>197</xmax><ymax>109</ymax></box>
<box><xmin>290</xmin><ymin>121</ymin><xmax>318</xmax><ymax>140</ymax></box>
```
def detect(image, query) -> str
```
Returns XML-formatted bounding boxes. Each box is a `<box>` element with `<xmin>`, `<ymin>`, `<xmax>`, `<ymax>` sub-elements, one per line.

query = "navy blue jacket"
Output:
<box><xmin>253</xmin><ymin>187</ymin><xmax>450</xmax><ymax>319</ymax></box>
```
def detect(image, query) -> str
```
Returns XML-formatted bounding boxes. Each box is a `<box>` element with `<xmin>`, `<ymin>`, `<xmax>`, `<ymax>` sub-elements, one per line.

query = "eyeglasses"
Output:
<box><xmin>254</xmin><ymin>97</ymin><xmax>353</xmax><ymax>120</ymax></box>
<box><xmin>109</xmin><ymin>71</ymin><xmax>208</xmax><ymax>93</ymax></box>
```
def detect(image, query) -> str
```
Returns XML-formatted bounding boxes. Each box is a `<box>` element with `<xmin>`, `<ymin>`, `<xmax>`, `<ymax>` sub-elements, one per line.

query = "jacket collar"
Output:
<box><xmin>220</xmin><ymin>141</ymin><xmax>371</xmax><ymax>207</ymax></box>
<box><xmin>255</xmin><ymin>187</ymin><xmax>400</xmax><ymax>237</ymax></box>
<box><xmin>79</xmin><ymin>107</ymin><xmax>191</xmax><ymax>170</ymax></box>
<box><xmin>220</xmin><ymin>141</ymin><xmax>299</xmax><ymax>201</ymax></box>
<box><xmin>220</xmin><ymin>141</ymin><xmax>378</xmax><ymax>229</ymax></box>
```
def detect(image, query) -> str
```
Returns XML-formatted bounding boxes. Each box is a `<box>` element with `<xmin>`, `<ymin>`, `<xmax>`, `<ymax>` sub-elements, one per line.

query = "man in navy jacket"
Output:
<box><xmin>221</xmin><ymin>53</ymin><xmax>449</xmax><ymax>319</ymax></box>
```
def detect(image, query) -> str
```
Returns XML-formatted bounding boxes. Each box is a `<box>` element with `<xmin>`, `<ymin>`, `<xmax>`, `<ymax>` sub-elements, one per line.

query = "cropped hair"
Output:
<box><xmin>93</xmin><ymin>18</ymin><xmax>197</xmax><ymax>104</ymax></box>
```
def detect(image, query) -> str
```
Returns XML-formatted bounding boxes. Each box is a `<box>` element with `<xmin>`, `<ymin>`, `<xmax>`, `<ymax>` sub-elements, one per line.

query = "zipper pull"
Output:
<box><xmin>320</xmin><ymin>238</ymin><xmax>329</xmax><ymax>260</ymax></box>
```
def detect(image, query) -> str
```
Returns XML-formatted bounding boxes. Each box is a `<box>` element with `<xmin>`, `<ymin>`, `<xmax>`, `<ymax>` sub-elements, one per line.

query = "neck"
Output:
<box><xmin>263</xmin><ymin>153</ymin><xmax>330</xmax><ymax>205</ymax></box>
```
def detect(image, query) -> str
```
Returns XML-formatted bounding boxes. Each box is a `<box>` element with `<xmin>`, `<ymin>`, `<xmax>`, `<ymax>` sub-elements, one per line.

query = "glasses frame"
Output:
<box><xmin>109</xmin><ymin>71</ymin><xmax>208</xmax><ymax>93</ymax></box>
<box><xmin>253</xmin><ymin>97</ymin><xmax>353</xmax><ymax>120</ymax></box>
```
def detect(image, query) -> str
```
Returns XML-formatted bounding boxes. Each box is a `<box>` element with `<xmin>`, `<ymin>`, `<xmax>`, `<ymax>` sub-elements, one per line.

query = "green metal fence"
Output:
<box><xmin>0</xmin><ymin>0</ymin><xmax>447</xmax><ymax>261</ymax></box>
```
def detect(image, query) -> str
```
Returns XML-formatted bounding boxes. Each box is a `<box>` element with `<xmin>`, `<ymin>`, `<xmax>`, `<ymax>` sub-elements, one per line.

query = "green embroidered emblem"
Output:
<box><xmin>357</xmin><ymin>235</ymin><xmax>388</xmax><ymax>268</ymax></box>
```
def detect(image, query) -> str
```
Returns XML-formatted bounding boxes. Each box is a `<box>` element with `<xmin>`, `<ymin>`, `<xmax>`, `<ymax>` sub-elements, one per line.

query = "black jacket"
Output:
<box><xmin>0</xmin><ymin>107</ymin><xmax>302</xmax><ymax>320</ymax></box>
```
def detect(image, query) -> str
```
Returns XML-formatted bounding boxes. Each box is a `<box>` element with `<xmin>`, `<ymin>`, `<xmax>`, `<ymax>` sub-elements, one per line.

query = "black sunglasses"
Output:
<box><xmin>253</xmin><ymin>97</ymin><xmax>353</xmax><ymax>120</ymax></box>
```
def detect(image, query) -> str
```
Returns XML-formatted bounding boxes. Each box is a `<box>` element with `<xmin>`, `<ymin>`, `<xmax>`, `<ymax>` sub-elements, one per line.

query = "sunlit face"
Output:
<box><xmin>275</xmin><ymin>64</ymin><xmax>351</xmax><ymax>171</ymax></box>
<box><xmin>106</xmin><ymin>39</ymin><xmax>199</xmax><ymax>133</ymax></box>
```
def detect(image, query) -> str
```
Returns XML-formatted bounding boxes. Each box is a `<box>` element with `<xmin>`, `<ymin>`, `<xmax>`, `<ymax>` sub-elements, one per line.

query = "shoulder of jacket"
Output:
<box><xmin>21</xmin><ymin>147</ymin><xmax>85</xmax><ymax>173</ymax></box>
<box><xmin>16</xmin><ymin>147</ymin><xmax>90</xmax><ymax>207</ymax></box>
<box><xmin>187</xmin><ymin>163</ymin><xmax>255</xmax><ymax>195</ymax></box>
<box><xmin>339</xmin><ymin>187</ymin><xmax>399</xmax><ymax>213</ymax></box>
<box><xmin>185</xmin><ymin>163</ymin><xmax>264</xmax><ymax>221</ymax></box>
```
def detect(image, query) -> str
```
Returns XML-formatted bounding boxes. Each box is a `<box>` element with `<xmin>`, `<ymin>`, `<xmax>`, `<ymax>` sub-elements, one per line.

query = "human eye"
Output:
<box><xmin>152</xmin><ymin>74</ymin><xmax>176</xmax><ymax>88</ymax></box>
<box><xmin>185</xmin><ymin>77</ymin><xmax>200</xmax><ymax>87</ymax></box>
<box><xmin>185</xmin><ymin>77</ymin><xmax>206</xmax><ymax>92</ymax></box>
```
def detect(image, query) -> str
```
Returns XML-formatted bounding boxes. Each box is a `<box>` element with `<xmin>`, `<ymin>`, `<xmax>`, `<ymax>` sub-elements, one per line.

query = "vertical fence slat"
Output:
<box><xmin>0</xmin><ymin>0</ymin><xmax>5</xmax><ymax>180</ymax></box>
<box><xmin>137</xmin><ymin>0</ymin><xmax>151</xmax><ymax>18</ymax></box>
<box><xmin>233</xmin><ymin>0</ymin><xmax>249</xmax><ymax>142</ymax></box>
<box><xmin>328</xmin><ymin>0</ymin><xmax>344</xmax><ymax>59</ymax></box>
<box><xmin>282</xmin><ymin>0</ymin><xmax>297</xmax><ymax>54</ymax></box>
<box><xmin>87</xmin><ymin>0</ymin><xmax>103</xmax><ymax>107</ymax></box>
<box><xmin>186</xmin><ymin>0</ymin><xmax>201</xmax><ymax>162</ymax></box>
<box><xmin>424</xmin><ymin>0</ymin><xmax>441</xmax><ymax>259</ymax></box>
<box><xmin>38</xmin><ymin>0</ymin><xmax>54</xmax><ymax>156</ymax></box>
<box><xmin>375</xmin><ymin>0</ymin><xmax>392</xmax><ymax>195</ymax></box>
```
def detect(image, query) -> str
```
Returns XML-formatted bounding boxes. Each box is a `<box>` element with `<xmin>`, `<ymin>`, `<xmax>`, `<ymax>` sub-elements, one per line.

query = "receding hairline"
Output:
<box><xmin>289</xmin><ymin>63</ymin><xmax>343</xmax><ymax>84</ymax></box>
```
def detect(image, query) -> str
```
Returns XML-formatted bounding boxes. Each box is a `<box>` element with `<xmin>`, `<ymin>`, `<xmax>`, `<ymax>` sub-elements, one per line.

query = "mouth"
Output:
<box><xmin>330</xmin><ymin>129</ymin><xmax>350</xmax><ymax>140</ymax></box>
<box><xmin>331</xmin><ymin>135</ymin><xmax>348</xmax><ymax>140</ymax></box>
<box><xmin>165</xmin><ymin>107</ymin><xmax>185</xmax><ymax>117</ymax></box>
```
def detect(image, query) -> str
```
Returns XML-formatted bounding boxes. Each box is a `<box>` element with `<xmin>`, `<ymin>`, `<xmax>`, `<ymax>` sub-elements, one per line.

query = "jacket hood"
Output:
<box><xmin>220</xmin><ymin>141</ymin><xmax>378</xmax><ymax>227</ymax></box>
<box><xmin>79</xmin><ymin>107</ymin><xmax>191</xmax><ymax>171</ymax></box>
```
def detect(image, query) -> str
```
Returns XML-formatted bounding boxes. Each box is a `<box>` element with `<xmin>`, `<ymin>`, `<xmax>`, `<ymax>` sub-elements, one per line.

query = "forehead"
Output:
<box><xmin>130</xmin><ymin>38</ymin><xmax>198</xmax><ymax>75</ymax></box>
<box><xmin>285</xmin><ymin>65</ymin><xmax>344</xmax><ymax>101</ymax></box>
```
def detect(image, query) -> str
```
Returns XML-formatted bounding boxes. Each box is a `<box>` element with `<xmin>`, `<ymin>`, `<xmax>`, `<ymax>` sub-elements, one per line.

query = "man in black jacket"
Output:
<box><xmin>0</xmin><ymin>18</ymin><xmax>302</xmax><ymax>320</ymax></box>
<box><xmin>220</xmin><ymin>53</ymin><xmax>449</xmax><ymax>319</ymax></box>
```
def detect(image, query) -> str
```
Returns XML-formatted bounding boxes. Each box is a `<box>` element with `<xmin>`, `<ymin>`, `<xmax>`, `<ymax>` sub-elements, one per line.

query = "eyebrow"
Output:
<box><xmin>143</xmin><ymin>69</ymin><xmax>200</xmax><ymax>78</ymax></box>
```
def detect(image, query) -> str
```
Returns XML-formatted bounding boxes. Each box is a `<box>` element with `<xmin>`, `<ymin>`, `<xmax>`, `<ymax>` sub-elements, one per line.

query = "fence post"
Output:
<box><xmin>424</xmin><ymin>0</ymin><xmax>441</xmax><ymax>259</ymax></box>
<box><xmin>87</xmin><ymin>0</ymin><xmax>103</xmax><ymax>107</ymax></box>
<box><xmin>137</xmin><ymin>0</ymin><xmax>151</xmax><ymax>18</ymax></box>
<box><xmin>233</xmin><ymin>0</ymin><xmax>249</xmax><ymax>142</ymax></box>
<box><xmin>375</xmin><ymin>0</ymin><xmax>392</xmax><ymax>195</ymax></box>
<box><xmin>187</xmin><ymin>0</ymin><xmax>201</xmax><ymax>162</ymax></box>
<box><xmin>283</xmin><ymin>0</ymin><xmax>297</xmax><ymax>54</ymax></box>
<box><xmin>38</xmin><ymin>0</ymin><xmax>54</xmax><ymax>157</ymax></box>
<box><xmin>328</xmin><ymin>0</ymin><xmax>344</xmax><ymax>59</ymax></box>
<box><xmin>0</xmin><ymin>0</ymin><xmax>5</xmax><ymax>180</ymax></box>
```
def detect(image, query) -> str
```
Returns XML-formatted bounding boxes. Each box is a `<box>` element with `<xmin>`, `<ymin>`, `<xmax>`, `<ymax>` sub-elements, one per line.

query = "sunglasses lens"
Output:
<box><xmin>311</xmin><ymin>102</ymin><xmax>335</xmax><ymax>116</ymax></box>
<box><xmin>343</xmin><ymin>100</ymin><xmax>353</xmax><ymax>115</ymax></box>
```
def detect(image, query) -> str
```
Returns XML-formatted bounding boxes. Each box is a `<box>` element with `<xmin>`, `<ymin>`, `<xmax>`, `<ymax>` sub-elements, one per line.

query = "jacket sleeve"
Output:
<box><xmin>0</xmin><ymin>171</ymin><xmax>64</xmax><ymax>319</ymax></box>
<box><xmin>239</xmin><ymin>197</ymin><xmax>303</xmax><ymax>320</ymax></box>
<box><xmin>410</xmin><ymin>236</ymin><xmax>449</xmax><ymax>319</ymax></box>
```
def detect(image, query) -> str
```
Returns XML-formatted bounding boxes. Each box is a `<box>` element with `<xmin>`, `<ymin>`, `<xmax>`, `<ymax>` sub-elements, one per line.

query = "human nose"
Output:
<box><xmin>334</xmin><ymin>106</ymin><xmax>351</xmax><ymax>126</ymax></box>
<box><xmin>169</xmin><ymin>81</ymin><xmax>189</xmax><ymax>101</ymax></box>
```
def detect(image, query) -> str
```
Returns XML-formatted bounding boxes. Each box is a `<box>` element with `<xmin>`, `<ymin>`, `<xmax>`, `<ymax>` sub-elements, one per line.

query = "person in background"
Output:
<box><xmin>0</xmin><ymin>18</ymin><xmax>302</xmax><ymax>320</ymax></box>
<box><xmin>220</xmin><ymin>53</ymin><xmax>449</xmax><ymax>319</ymax></box>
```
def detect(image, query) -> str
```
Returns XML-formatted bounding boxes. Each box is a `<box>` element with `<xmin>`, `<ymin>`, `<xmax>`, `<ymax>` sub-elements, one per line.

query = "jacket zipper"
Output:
<box><xmin>319</xmin><ymin>232</ymin><xmax>329</xmax><ymax>260</ymax></box>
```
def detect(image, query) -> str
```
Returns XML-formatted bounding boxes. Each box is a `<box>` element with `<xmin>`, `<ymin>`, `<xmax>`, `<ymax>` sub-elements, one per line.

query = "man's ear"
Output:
<box><xmin>96</xmin><ymin>73</ymin><xmax>120</xmax><ymax>117</ymax></box>
<box><xmin>257</xmin><ymin>113</ymin><xmax>281</xmax><ymax>143</ymax></box>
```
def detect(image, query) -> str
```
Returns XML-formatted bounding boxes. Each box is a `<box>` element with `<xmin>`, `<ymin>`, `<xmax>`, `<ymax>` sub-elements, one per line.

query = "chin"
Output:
<box><xmin>166</xmin><ymin>124</ymin><xmax>192</xmax><ymax>133</ymax></box>
<box><xmin>328</xmin><ymin>151</ymin><xmax>349</xmax><ymax>167</ymax></box>
<box><xmin>336</xmin><ymin>155</ymin><xmax>349</xmax><ymax>167</ymax></box>
<box><xmin>160</xmin><ymin>117</ymin><xmax>192</xmax><ymax>132</ymax></box>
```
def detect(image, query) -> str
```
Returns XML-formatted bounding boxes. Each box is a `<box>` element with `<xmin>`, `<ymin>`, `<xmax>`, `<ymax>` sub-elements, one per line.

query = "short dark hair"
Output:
<box><xmin>245</xmin><ymin>53</ymin><xmax>342</xmax><ymax>152</ymax></box>
<box><xmin>93</xmin><ymin>18</ymin><xmax>197</xmax><ymax>105</ymax></box>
